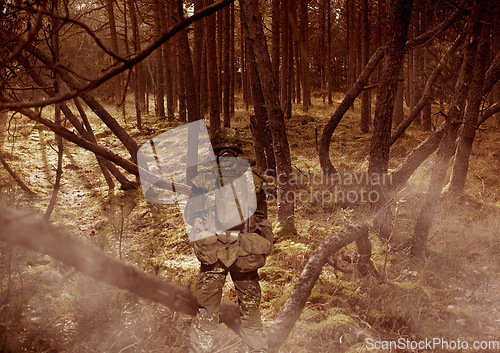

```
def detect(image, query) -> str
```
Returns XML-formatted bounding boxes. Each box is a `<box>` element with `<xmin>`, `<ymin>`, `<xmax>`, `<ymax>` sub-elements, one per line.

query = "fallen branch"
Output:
<box><xmin>0</xmin><ymin>203</ymin><xmax>370</xmax><ymax>351</ymax></box>
<box><xmin>0</xmin><ymin>203</ymin><xmax>240</xmax><ymax>335</ymax></box>
<box><xmin>268</xmin><ymin>223</ymin><xmax>369</xmax><ymax>352</ymax></box>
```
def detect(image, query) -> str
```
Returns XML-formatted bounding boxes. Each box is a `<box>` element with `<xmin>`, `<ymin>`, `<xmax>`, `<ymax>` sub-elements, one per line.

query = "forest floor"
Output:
<box><xmin>0</xmin><ymin>96</ymin><xmax>499</xmax><ymax>352</ymax></box>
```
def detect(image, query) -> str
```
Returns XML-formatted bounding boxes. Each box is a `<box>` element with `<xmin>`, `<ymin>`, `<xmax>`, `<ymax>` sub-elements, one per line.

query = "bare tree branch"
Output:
<box><xmin>390</xmin><ymin>32</ymin><xmax>465</xmax><ymax>145</ymax></box>
<box><xmin>0</xmin><ymin>1</ymin><xmax>46</xmax><ymax>67</ymax></box>
<box><xmin>0</xmin><ymin>0</ymin><xmax>235</xmax><ymax>110</ymax></box>
<box><xmin>268</xmin><ymin>224</ymin><xmax>369</xmax><ymax>352</ymax></box>
<box><xmin>319</xmin><ymin>7</ymin><xmax>463</xmax><ymax>175</ymax></box>
<box><xmin>0</xmin><ymin>149</ymin><xmax>35</xmax><ymax>194</ymax></box>
<box><xmin>482</xmin><ymin>52</ymin><xmax>500</xmax><ymax>96</ymax></box>
<box><xmin>2</xmin><ymin>2</ymin><xmax>127</xmax><ymax>63</ymax></box>
<box><xmin>0</xmin><ymin>201</ymin><xmax>370</xmax><ymax>351</ymax></box>
<box><xmin>403</xmin><ymin>7</ymin><xmax>462</xmax><ymax>51</ymax></box>
<box><xmin>0</xmin><ymin>203</ymin><xmax>200</xmax><ymax>313</ymax></box>
<box><xmin>478</xmin><ymin>102</ymin><xmax>500</xmax><ymax>126</ymax></box>
<box><xmin>0</xmin><ymin>97</ymin><xmax>139</xmax><ymax>175</ymax></box>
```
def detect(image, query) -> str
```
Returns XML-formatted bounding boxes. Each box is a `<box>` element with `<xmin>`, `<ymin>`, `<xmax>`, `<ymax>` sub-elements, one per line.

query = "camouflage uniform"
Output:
<box><xmin>186</xmin><ymin>128</ymin><xmax>272</xmax><ymax>353</ymax></box>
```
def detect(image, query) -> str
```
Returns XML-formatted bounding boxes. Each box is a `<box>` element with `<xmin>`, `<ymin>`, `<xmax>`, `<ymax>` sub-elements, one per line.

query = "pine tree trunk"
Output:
<box><xmin>206</xmin><ymin>0</ymin><xmax>220</xmax><ymax>136</ymax></box>
<box><xmin>272</xmin><ymin>0</ymin><xmax>280</xmax><ymax>93</ymax></box>
<box><xmin>241</xmin><ymin>0</ymin><xmax>294</xmax><ymax>224</ymax></box>
<box><xmin>127</xmin><ymin>0</ymin><xmax>142</xmax><ymax>128</ymax></box>
<box><xmin>281</xmin><ymin>0</ymin><xmax>291</xmax><ymax>118</ymax></box>
<box><xmin>392</xmin><ymin>71</ymin><xmax>404</xmax><ymax>129</ymax></box>
<box><xmin>230</xmin><ymin>3</ymin><xmax>235</xmax><ymax>118</ymax></box>
<box><xmin>164</xmin><ymin>1</ymin><xmax>176</xmax><ymax>120</ymax></box>
<box><xmin>421</xmin><ymin>2</ymin><xmax>432</xmax><ymax>130</ymax></box>
<box><xmin>368</xmin><ymin>0</ymin><xmax>413</xmax><ymax>240</ymax></box>
<box><xmin>360</xmin><ymin>0</ymin><xmax>370</xmax><ymax>133</ymax></box>
<box><xmin>194</xmin><ymin>0</ymin><xmax>205</xmax><ymax>119</ymax></box>
<box><xmin>413</xmin><ymin>1</ymin><xmax>424</xmax><ymax>126</ymax></box>
<box><xmin>244</xmin><ymin>32</ymin><xmax>276</xmax><ymax>174</ymax></box>
<box><xmin>411</xmin><ymin>3</ymin><xmax>484</xmax><ymax>259</ymax></box>
<box><xmin>348</xmin><ymin>0</ymin><xmax>356</xmax><ymax>109</ymax></box>
<box><xmin>319</xmin><ymin>48</ymin><xmax>385</xmax><ymax>175</ymax></box>
<box><xmin>327</xmin><ymin>0</ymin><xmax>332</xmax><ymax>104</ymax></box>
<box><xmin>223</xmin><ymin>7</ymin><xmax>231</xmax><ymax>127</ymax></box>
<box><xmin>319</xmin><ymin>0</ymin><xmax>325</xmax><ymax>102</ymax></box>
<box><xmin>105</xmin><ymin>0</ymin><xmax>121</xmax><ymax>105</ymax></box>
<box><xmin>300</xmin><ymin>0</ymin><xmax>311</xmax><ymax>110</ymax></box>
<box><xmin>241</xmin><ymin>14</ymin><xmax>250</xmax><ymax>110</ymax></box>
<box><xmin>178</xmin><ymin>28</ymin><xmax>200</xmax><ymax>123</ymax></box>
<box><xmin>154</xmin><ymin>0</ymin><xmax>165</xmax><ymax>120</ymax></box>
<box><xmin>448</xmin><ymin>24</ymin><xmax>490</xmax><ymax>196</ymax></box>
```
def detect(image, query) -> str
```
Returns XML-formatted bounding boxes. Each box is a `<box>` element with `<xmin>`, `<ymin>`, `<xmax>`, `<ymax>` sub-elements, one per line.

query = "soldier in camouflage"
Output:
<box><xmin>185</xmin><ymin>128</ymin><xmax>273</xmax><ymax>353</ymax></box>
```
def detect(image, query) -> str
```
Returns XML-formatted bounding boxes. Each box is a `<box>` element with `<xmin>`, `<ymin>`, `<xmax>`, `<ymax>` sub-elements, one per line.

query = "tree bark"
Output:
<box><xmin>178</xmin><ymin>45</ymin><xmax>187</xmax><ymax>122</ymax></box>
<box><xmin>299</xmin><ymin>0</ymin><xmax>311</xmax><ymax>110</ymax></box>
<box><xmin>319</xmin><ymin>47</ymin><xmax>385</xmax><ymax>175</ymax></box>
<box><xmin>368</xmin><ymin>0</ymin><xmax>413</xmax><ymax>240</ymax></box>
<box><xmin>223</xmin><ymin>6</ymin><xmax>231</xmax><ymax>127</ymax></box>
<box><xmin>392</xmin><ymin>73</ymin><xmax>404</xmax><ymax>129</ymax></box>
<box><xmin>194</xmin><ymin>0</ymin><xmax>205</xmax><ymax>119</ymax></box>
<box><xmin>241</xmin><ymin>0</ymin><xmax>294</xmax><ymax>224</ymax></box>
<box><xmin>229</xmin><ymin>3</ymin><xmax>235</xmax><ymax>118</ymax></box>
<box><xmin>411</xmin><ymin>3</ymin><xmax>484</xmax><ymax>259</ymax></box>
<box><xmin>448</xmin><ymin>24</ymin><xmax>490</xmax><ymax>195</ymax></box>
<box><xmin>206</xmin><ymin>0</ymin><xmax>221</xmax><ymax>136</ymax></box>
<box><xmin>26</xmin><ymin>45</ymin><xmax>139</xmax><ymax>162</ymax></box>
<box><xmin>272</xmin><ymin>0</ymin><xmax>280</xmax><ymax>94</ymax></box>
<box><xmin>244</xmin><ymin>28</ymin><xmax>276</xmax><ymax>174</ymax></box>
<box><xmin>177</xmin><ymin>28</ymin><xmax>200</xmax><ymax>123</ymax></box>
<box><xmin>280</xmin><ymin>0</ymin><xmax>291</xmax><ymax>118</ymax></box>
<box><xmin>421</xmin><ymin>2</ymin><xmax>432</xmax><ymax>131</ymax></box>
<box><xmin>105</xmin><ymin>0</ymin><xmax>122</xmax><ymax>105</ymax></box>
<box><xmin>360</xmin><ymin>0</ymin><xmax>371</xmax><ymax>133</ymax></box>
<box><xmin>127</xmin><ymin>0</ymin><xmax>144</xmax><ymax>128</ymax></box>
<box><xmin>327</xmin><ymin>0</ymin><xmax>332</xmax><ymax>104</ymax></box>
<box><xmin>389</xmin><ymin>123</ymin><xmax>445</xmax><ymax>191</ymax></box>
<box><xmin>268</xmin><ymin>223</ymin><xmax>369</xmax><ymax>351</ymax></box>
<box><xmin>154</xmin><ymin>0</ymin><xmax>166</xmax><ymax>120</ymax></box>
<box><xmin>390</xmin><ymin>32</ymin><xmax>465</xmax><ymax>145</ymax></box>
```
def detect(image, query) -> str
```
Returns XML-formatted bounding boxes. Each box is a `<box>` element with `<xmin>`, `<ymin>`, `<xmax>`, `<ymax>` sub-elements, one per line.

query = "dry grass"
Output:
<box><xmin>0</xmin><ymin>95</ymin><xmax>499</xmax><ymax>352</ymax></box>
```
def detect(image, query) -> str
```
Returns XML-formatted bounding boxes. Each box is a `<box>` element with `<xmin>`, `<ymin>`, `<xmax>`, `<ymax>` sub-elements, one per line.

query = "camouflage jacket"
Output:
<box><xmin>184</xmin><ymin>157</ymin><xmax>273</xmax><ymax>271</ymax></box>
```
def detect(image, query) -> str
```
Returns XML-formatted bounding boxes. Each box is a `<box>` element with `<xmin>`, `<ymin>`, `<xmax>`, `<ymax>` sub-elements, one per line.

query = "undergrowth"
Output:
<box><xmin>0</xmin><ymin>96</ymin><xmax>499</xmax><ymax>352</ymax></box>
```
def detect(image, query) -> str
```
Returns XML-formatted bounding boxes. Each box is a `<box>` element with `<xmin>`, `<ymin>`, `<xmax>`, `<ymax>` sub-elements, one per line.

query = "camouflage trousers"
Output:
<box><xmin>189</xmin><ymin>261</ymin><xmax>268</xmax><ymax>353</ymax></box>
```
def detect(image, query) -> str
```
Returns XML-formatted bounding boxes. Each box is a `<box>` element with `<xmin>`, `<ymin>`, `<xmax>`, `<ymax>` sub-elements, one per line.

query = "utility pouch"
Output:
<box><xmin>192</xmin><ymin>235</ymin><xmax>218</xmax><ymax>265</ymax></box>
<box><xmin>235</xmin><ymin>231</ymin><xmax>273</xmax><ymax>272</ymax></box>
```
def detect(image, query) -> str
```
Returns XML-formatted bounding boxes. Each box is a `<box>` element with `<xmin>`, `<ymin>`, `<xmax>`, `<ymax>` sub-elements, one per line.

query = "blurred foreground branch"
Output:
<box><xmin>0</xmin><ymin>204</ymin><xmax>369</xmax><ymax>351</ymax></box>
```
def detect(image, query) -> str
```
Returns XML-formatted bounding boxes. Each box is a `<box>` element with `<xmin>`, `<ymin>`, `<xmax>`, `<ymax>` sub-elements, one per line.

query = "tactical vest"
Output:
<box><xmin>185</xmin><ymin>157</ymin><xmax>273</xmax><ymax>271</ymax></box>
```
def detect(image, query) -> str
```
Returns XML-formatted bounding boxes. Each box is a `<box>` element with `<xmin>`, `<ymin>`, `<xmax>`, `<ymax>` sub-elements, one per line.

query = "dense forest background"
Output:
<box><xmin>0</xmin><ymin>0</ymin><xmax>499</xmax><ymax>351</ymax></box>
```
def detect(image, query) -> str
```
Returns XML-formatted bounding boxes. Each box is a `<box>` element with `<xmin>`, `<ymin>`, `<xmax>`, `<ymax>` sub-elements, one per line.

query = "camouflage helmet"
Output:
<box><xmin>213</xmin><ymin>128</ymin><xmax>243</xmax><ymax>154</ymax></box>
